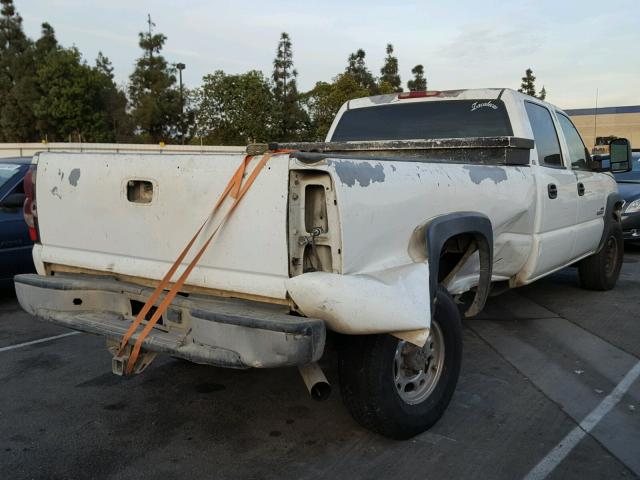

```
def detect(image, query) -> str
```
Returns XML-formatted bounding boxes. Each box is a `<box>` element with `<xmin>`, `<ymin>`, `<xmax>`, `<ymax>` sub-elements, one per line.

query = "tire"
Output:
<box><xmin>338</xmin><ymin>286</ymin><xmax>463</xmax><ymax>439</ymax></box>
<box><xmin>578</xmin><ymin>220</ymin><xmax>624</xmax><ymax>291</ymax></box>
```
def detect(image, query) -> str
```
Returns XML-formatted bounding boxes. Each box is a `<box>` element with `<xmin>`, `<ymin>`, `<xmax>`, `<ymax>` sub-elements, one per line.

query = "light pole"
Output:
<box><xmin>176</xmin><ymin>62</ymin><xmax>186</xmax><ymax>144</ymax></box>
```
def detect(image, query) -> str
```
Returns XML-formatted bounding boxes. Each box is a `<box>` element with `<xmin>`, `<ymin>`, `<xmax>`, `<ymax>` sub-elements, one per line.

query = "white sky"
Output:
<box><xmin>14</xmin><ymin>0</ymin><xmax>640</xmax><ymax>109</ymax></box>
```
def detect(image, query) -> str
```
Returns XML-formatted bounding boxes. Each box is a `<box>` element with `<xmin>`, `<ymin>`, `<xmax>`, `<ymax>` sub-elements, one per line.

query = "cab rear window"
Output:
<box><xmin>330</xmin><ymin>99</ymin><xmax>513</xmax><ymax>142</ymax></box>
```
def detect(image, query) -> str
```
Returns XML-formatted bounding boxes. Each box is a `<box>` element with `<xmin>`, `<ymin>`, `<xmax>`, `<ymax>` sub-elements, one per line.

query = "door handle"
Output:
<box><xmin>547</xmin><ymin>183</ymin><xmax>558</xmax><ymax>199</ymax></box>
<box><xmin>577</xmin><ymin>182</ymin><xmax>585</xmax><ymax>196</ymax></box>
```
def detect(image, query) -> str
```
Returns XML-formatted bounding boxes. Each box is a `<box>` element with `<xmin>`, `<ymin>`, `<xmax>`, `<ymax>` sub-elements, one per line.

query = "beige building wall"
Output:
<box><xmin>567</xmin><ymin>109</ymin><xmax>640</xmax><ymax>150</ymax></box>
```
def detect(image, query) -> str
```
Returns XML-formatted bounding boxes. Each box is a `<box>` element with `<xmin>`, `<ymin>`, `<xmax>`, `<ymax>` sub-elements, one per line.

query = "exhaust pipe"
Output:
<box><xmin>298</xmin><ymin>362</ymin><xmax>331</xmax><ymax>401</ymax></box>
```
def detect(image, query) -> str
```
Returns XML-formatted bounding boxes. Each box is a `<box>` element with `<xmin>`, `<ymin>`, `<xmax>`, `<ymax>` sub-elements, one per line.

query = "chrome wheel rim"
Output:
<box><xmin>393</xmin><ymin>321</ymin><xmax>445</xmax><ymax>405</ymax></box>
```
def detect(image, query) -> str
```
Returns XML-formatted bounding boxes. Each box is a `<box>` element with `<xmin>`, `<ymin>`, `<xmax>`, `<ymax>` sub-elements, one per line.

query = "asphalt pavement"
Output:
<box><xmin>1</xmin><ymin>245</ymin><xmax>639</xmax><ymax>480</ymax></box>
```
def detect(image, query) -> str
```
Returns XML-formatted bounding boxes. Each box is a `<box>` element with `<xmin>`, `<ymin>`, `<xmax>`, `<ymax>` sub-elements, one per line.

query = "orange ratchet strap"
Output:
<box><xmin>116</xmin><ymin>151</ymin><xmax>278</xmax><ymax>374</ymax></box>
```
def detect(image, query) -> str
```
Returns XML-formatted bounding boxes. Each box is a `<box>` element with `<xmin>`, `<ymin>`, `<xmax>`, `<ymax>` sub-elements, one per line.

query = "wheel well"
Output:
<box><xmin>613</xmin><ymin>200</ymin><xmax>623</xmax><ymax>222</ymax></box>
<box><xmin>438</xmin><ymin>233</ymin><xmax>476</xmax><ymax>284</ymax></box>
<box><xmin>423</xmin><ymin>213</ymin><xmax>493</xmax><ymax>317</ymax></box>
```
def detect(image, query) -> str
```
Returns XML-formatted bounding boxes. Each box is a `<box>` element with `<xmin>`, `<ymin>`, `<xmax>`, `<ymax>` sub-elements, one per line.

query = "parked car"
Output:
<box><xmin>14</xmin><ymin>88</ymin><xmax>631</xmax><ymax>439</ymax></box>
<box><xmin>594</xmin><ymin>151</ymin><xmax>640</xmax><ymax>241</ymax></box>
<box><xmin>0</xmin><ymin>157</ymin><xmax>35</xmax><ymax>287</ymax></box>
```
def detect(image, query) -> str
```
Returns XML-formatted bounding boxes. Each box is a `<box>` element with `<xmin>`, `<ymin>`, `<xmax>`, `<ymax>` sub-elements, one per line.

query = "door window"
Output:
<box><xmin>524</xmin><ymin>102</ymin><xmax>563</xmax><ymax>167</ymax></box>
<box><xmin>557</xmin><ymin>113</ymin><xmax>592</xmax><ymax>170</ymax></box>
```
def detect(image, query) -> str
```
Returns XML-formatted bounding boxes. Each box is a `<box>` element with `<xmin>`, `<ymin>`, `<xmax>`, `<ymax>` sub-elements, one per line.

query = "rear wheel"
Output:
<box><xmin>578</xmin><ymin>220</ymin><xmax>624</xmax><ymax>290</ymax></box>
<box><xmin>338</xmin><ymin>286</ymin><xmax>463</xmax><ymax>439</ymax></box>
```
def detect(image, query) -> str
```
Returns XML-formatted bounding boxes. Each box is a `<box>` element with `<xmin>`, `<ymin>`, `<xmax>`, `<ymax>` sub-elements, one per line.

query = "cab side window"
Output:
<box><xmin>524</xmin><ymin>102</ymin><xmax>563</xmax><ymax>167</ymax></box>
<box><xmin>557</xmin><ymin>113</ymin><xmax>591</xmax><ymax>170</ymax></box>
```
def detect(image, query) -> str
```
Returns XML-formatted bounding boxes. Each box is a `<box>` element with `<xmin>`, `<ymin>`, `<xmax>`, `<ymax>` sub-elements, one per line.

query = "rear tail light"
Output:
<box><xmin>23</xmin><ymin>166</ymin><xmax>39</xmax><ymax>242</ymax></box>
<box><xmin>398</xmin><ymin>91</ymin><xmax>441</xmax><ymax>99</ymax></box>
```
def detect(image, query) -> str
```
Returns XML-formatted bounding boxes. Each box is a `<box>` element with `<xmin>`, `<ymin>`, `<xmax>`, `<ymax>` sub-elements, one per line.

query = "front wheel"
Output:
<box><xmin>578</xmin><ymin>220</ymin><xmax>624</xmax><ymax>291</ymax></box>
<box><xmin>338</xmin><ymin>286</ymin><xmax>463</xmax><ymax>439</ymax></box>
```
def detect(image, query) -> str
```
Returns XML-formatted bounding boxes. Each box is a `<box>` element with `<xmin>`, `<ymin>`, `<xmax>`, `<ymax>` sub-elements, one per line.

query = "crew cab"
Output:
<box><xmin>14</xmin><ymin>88</ymin><xmax>631</xmax><ymax>439</ymax></box>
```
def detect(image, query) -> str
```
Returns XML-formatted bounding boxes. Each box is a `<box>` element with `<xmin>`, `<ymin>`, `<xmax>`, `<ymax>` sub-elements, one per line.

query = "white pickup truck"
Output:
<box><xmin>15</xmin><ymin>88</ymin><xmax>632</xmax><ymax>439</ymax></box>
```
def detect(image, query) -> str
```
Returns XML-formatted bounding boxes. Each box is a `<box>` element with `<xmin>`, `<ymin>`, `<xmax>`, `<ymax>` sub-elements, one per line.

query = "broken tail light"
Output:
<box><xmin>23</xmin><ymin>166</ymin><xmax>39</xmax><ymax>242</ymax></box>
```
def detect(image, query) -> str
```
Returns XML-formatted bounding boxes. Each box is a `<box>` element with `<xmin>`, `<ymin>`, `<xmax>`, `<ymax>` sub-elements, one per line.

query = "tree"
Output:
<box><xmin>128</xmin><ymin>15</ymin><xmax>181</xmax><ymax>142</ymax></box>
<box><xmin>538</xmin><ymin>86</ymin><xmax>547</xmax><ymax>101</ymax></box>
<box><xmin>34</xmin><ymin>21</ymin><xmax>57</xmax><ymax>60</ymax></box>
<box><xmin>0</xmin><ymin>0</ymin><xmax>38</xmax><ymax>141</ymax></box>
<box><xmin>303</xmin><ymin>73</ymin><xmax>370</xmax><ymax>141</ymax></box>
<box><xmin>517</xmin><ymin>68</ymin><xmax>548</xmax><ymax>100</ymax></box>
<box><xmin>518</xmin><ymin>68</ymin><xmax>537</xmax><ymax>97</ymax></box>
<box><xmin>345</xmin><ymin>49</ymin><xmax>377</xmax><ymax>93</ymax></box>
<box><xmin>194</xmin><ymin>70</ymin><xmax>276</xmax><ymax>145</ymax></box>
<box><xmin>29</xmin><ymin>22</ymin><xmax>132</xmax><ymax>142</ymax></box>
<box><xmin>95</xmin><ymin>51</ymin><xmax>113</xmax><ymax>78</ymax></box>
<box><xmin>379</xmin><ymin>44</ymin><xmax>402</xmax><ymax>92</ymax></box>
<box><xmin>95</xmin><ymin>52</ymin><xmax>132</xmax><ymax>141</ymax></box>
<box><xmin>407</xmin><ymin>64</ymin><xmax>427</xmax><ymax>91</ymax></box>
<box><xmin>272</xmin><ymin>32</ymin><xmax>308</xmax><ymax>141</ymax></box>
<box><xmin>34</xmin><ymin>45</ymin><xmax>116</xmax><ymax>142</ymax></box>
<box><xmin>32</xmin><ymin>22</ymin><xmax>60</xmax><ymax>138</ymax></box>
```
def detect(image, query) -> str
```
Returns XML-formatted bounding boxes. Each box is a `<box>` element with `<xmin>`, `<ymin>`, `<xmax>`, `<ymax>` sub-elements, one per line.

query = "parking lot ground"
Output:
<box><xmin>1</xmin><ymin>245</ymin><xmax>639</xmax><ymax>480</ymax></box>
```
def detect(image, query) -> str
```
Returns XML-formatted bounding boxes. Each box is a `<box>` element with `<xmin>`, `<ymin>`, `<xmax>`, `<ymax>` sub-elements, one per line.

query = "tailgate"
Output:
<box><xmin>34</xmin><ymin>152</ymin><xmax>290</xmax><ymax>299</ymax></box>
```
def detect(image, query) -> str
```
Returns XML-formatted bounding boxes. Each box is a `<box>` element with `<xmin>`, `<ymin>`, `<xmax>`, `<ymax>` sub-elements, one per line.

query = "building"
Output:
<box><xmin>566</xmin><ymin>105</ymin><xmax>640</xmax><ymax>151</ymax></box>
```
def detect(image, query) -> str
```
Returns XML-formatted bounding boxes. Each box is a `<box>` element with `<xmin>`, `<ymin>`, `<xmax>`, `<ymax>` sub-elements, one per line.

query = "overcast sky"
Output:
<box><xmin>14</xmin><ymin>0</ymin><xmax>640</xmax><ymax>109</ymax></box>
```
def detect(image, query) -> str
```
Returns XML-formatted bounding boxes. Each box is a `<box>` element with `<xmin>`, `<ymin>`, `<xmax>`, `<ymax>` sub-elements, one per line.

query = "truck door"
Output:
<box><xmin>555</xmin><ymin>112</ymin><xmax>606</xmax><ymax>258</ymax></box>
<box><xmin>524</xmin><ymin>101</ymin><xmax>579</xmax><ymax>279</ymax></box>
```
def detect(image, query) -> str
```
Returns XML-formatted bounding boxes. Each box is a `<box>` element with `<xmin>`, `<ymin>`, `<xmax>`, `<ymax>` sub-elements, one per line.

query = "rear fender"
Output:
<box><xmin>286</xmin><ymin>262</ymin><xmax>431</xmax><ymax>339</ymax></box>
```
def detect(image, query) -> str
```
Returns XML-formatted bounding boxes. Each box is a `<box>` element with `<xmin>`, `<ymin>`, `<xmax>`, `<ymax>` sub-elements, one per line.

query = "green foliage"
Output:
<box><xmin>271</xmin><ymin>32</ymin><xmax>308</xmax><ymax>141</ymax></box>
<box><xmin>128</xmin><ymin>21</ymin><xmax>181</xmax><ymax>143</ymax></box>
<box><xmin>518</xmin><ymin>68</ymin><xmax>537</xmax><ymax>97</ymax></box>
<box><xmin>0</xmin><ymin>4</ymin><xmax>130</xmax><ymax>142</ymax></box>
<box><xmin>303</xmin><ymin>73</ymin><xmax>370</xmax><ymax>141</ymax></box>
<box><xmin>538</xmin><ymin>86</ymin><xmax>547</xmax><ymax>101</ymax></box>
<box><xmin>94</xmin><ymin>52</ymin><xmax>133</xmax><ymax>141</ymax></box>
<box><xmin>345</xmin><ymin>49</ymin><xmax>377</xmax><ymax>94</ymax></box>
<box><xmin>379</xmin><ymin>44</ymin><xmax>402</xmax><ymax>92</ymax></box>
<box><xmin>518</xmin><ymin>68</ymin><xmax>547</xmax><ymax>100</ymax></box>
<box><xmin>194</xmin><ymin>70</ymin><xmax>276</xmax><ymax>145</ymax></box>
<box><xmin>407</xmin><ymin>64</ymin><xmax>427</xmax><ymax>91</ymax></box>
<box><xmin>34</xmin><ymin>46</ymin><xmax>116</xmax><ymax>141</ymax></box>
<box><xmin>0</xmin><ymin>0</ymin><xmax>38</xmax><ymax>141</ymax></box>
<box><xmin>30</xmin><ymin>23</ymin><xmax>130</xmax><ymax>142</ymax></box>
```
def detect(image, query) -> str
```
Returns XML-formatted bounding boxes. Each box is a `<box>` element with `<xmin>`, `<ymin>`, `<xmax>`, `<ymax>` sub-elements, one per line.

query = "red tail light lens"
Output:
<box><xmin>23</xmin><ymin>166</ymin><xmax>39</xmax><ymax>242</ymax></box>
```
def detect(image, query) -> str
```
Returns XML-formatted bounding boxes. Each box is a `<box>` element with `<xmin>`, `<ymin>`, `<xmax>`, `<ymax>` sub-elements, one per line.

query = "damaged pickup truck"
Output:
<box><xmin>14</xmin><ymin>88</ymin><xmax>632</xmax><ymax>439</ymax></box>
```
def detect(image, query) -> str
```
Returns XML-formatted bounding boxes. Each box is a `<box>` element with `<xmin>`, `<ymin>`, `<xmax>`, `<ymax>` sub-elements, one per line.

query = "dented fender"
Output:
<box><xmin>286</xmin><ymin>262</ymin><xmax>431</xmax><ymax>340</ymax></box>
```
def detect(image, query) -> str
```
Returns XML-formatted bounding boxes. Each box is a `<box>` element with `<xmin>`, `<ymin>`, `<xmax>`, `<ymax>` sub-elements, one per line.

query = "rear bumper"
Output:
<box><xmin>14</xmin><ymin>273</ymin><xmax>325</xmax><ymax>368</ymax></box>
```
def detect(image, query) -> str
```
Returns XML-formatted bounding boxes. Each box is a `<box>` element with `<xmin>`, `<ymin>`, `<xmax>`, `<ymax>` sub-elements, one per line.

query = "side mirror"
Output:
<box><xmin>609</xmin><ymin>138</ymin><xmax>632</xmax><ymax>173</ymax></box>
<box><xmin>0</xmin><ymin>192</ymin><xmax>26</xmax><ymax>209</ymax></box>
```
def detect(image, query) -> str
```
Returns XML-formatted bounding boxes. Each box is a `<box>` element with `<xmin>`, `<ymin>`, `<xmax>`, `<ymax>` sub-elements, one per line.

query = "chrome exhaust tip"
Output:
<box><xmin>298</xmin><ymin>362</ymin><xmax>331</xmax><ymax>401</ymax></box>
